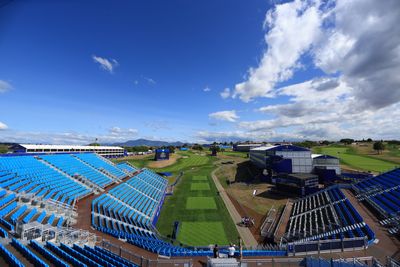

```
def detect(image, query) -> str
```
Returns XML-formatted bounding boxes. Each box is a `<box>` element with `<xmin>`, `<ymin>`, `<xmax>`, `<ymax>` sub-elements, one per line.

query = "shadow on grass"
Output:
<box><xmin>256</xmin><ymin>188</ymin><xmax>294</xmax><ymax>200</ymax></box>
<box><xmin>234</xmin><ymin>160</ymin><xmax>264</xmax><ymax>184</ymax></box>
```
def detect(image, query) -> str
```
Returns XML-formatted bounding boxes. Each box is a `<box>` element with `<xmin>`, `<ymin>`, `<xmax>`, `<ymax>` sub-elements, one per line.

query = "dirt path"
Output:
<box><xmin>147</xmin><ymin>153</ymin><xmax>181</xmax><ymax>168</ymax></box>
<box><xmin>211</xmin><ymin>166</ymin><xmax>258</xmax><ymax>247</ymax></box>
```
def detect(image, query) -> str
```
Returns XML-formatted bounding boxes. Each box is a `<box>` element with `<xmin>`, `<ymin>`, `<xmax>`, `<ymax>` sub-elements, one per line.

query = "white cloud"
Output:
<box><xmin>92</xmin><ymin>55</ymin><xmax>119</xmax><ymax>73</ymax></box>
<box><xmin>203</xmin><ymin>86</ymin><xmax>211</xmax><ymax>92</ymax></box>
<box><xmin>233</xmin><ymin>0</ymin><xmax>324</xmax><ymax>102</ymax></box>
<box><xmin>209</xmin><ymin>110</ymin><xmax>239</xmax><ymax>122</ymax></box>
<box><xmin>220</xmin><ymin>88</ymin><xmax>231</xmax><ymax>99</ymax></box>
<box><xmin>0</xmin><ymin>122</ymin><xmax>8</xmax><ymax>130</ymax></box>
<box><xmin>205</xmin><ymin>0</ymin><xmax>400</xmax><ymax>141</ymax></box>
<box><xmin>144</xmin><ymin>77</ymin><xmax>156</xmax><ymax>85</ymax></box>
<box><xmin>0</xmin><ymin>127</ymin><xmax>139</xmax><ymax>145</ymax></box>
<box><xmin>0</xmin><ymin>80</ymin><xmax>12</xmax><ymax>93</ymax></box>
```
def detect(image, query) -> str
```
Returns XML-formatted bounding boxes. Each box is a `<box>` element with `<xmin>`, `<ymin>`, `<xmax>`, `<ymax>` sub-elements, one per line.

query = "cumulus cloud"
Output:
<box><xmin>203</xmin><ymin>86</ymin><xmax>211</xmax><ymax>92</ymax></box>
<box><xmin>233</xmin><ymin>0</ymin><xmax>324</xmax><ymax>102</ymax></box>
<box><xmin>220</xmin><ymin>88</ymin><xmax>231</xmax><ymax>99</ymax></box>
<box><xmin>0</xmin><ymin>126</ymin><xmax>139</xmax><ymax>145</ymax></box>
<box><xmin>0</xmin><ymin>122</ymin><xmax>8</xmax><ymax>130</ymax></box>
<box><xmin>209</xmin><ymin>110</ymin><xmax>239</xmax><ymax>122</ymax></box>
<box><xmin>92</xmin><ymin>55</ymin><xmax>119</xmax><ymax>73</ymax></box>
<box><xmin>202</xmin><ymin>0</ymin><xmax>400</xmax><ymax>141</ymax></box>
<box><xmin>0</xmin><ymin>80</ymin><xmax>12</xmax><ymax>93</ymax></box>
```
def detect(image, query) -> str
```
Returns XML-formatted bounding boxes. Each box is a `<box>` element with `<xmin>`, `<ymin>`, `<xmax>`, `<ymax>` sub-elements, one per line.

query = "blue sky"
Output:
<box><xmin>0</xmin><ymin>0</ymin><xmax>399</xmax><ymax>144</ymax></box>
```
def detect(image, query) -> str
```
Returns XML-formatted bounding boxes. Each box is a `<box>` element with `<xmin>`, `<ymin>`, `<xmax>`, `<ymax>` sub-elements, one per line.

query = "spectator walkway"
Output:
<box><xmin>211</xmin><ymin>166</ymin><xmax>258</xmax><ymax>247</ymax></box>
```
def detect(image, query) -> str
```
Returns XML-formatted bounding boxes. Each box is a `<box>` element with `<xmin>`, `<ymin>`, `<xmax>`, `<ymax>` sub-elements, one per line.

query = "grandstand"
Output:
<box><xmin>353</xmin><ymin>168</ymin><xmax>400</xmax><ymax>235</ymax></box>
<box><xmin>0</xmin><ymin>150</ymin><xmax>399</xmax><ymax>266</ymax></box>
<box><xmin>282</xmin><ymin>186</ymin><xmax>375</xmax><ymax>246</ymax></box>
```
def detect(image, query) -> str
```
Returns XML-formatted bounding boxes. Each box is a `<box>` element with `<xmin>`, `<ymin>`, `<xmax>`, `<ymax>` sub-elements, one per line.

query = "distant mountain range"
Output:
<box><xmin>112</xmin><ymin>139</ymin><xmax>187</xmax><ymax>147</ymax></box>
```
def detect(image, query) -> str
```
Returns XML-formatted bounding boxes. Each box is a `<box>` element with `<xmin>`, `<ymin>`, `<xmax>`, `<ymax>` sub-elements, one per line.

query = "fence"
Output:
<box><xmin>100</xmin><ymin>239</ymin><xmax>193</xmax><ymax>267</ymax></box>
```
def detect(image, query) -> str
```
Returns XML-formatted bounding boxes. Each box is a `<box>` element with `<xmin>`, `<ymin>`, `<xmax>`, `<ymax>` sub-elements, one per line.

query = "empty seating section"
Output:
<box><xmin>74</xmin><ymin>153</ymin><xmax>127</xmax><ymax>179</ymax></box>
<box><xmin>354</xmin><ymin>168</ymin><xmax>400</xmax><ymax>217</ymax></box>
<box><xmin>117</xmin><ymin>162</ymin><xmax>137</xmax><ymax>174</ymax></box>
<box><xmin>92</xmin><ymin>170</ymin><xmax>168</xmax><ymax>237</ymax></box>
<box><xmin>0</xmin><ymin>243</ymin><xmax>24</xmax><ymax>267</ymax></box>
<box><xmin>30</xmin><ymin>240</ymin><xmax>69</xmax><ymax>267</ymax></box>
<box><xmin>41</xmin><ymin>154</ymin><xmax>113</xmax><ymax>188</ymax></box>
<box><xmin>286</xmin><ymin>186</ymin><xmax>375</xmax><ymax>243</ymax></box>
<box><xmin>0</xmin><ymin>156</ymin><xmax>90</xmax><ymax>205</ymax></box>
<box><xmin>11</xmin><ymin>238</ymin><xmax>49</xmax><ymax>267</ymax></box>
<box><xmin>42</xmin><ymin>241</ymin><xmax>139</xmax><ymax>267</ymax></box>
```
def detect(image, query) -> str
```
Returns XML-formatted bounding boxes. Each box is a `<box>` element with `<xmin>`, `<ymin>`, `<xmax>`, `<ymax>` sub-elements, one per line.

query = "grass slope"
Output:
<box><xmin>313</xmin><ymin>145</ymin><xmax>398</xmax><ymax>172</ymax></box>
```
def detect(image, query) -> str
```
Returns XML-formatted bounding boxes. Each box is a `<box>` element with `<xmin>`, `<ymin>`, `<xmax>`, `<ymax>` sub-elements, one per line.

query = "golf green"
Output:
<box><xmin>178</xmin><ymin>221</ymin><xmax>229</xmax><ymax>246</ymax></box>
<box><xmin>190</xmin><ymin>183</ymin><xmax>210</xmax><ymax>191</ymax></box>
<box><xmin>186</xmin><ymin>197</ymin><xmax>217</xmax><ymax>210</ymax></box>
<box><xmin>193</xmin><ymin>175</ymin><xmax>208</xmax><ymax>181</ymax></box>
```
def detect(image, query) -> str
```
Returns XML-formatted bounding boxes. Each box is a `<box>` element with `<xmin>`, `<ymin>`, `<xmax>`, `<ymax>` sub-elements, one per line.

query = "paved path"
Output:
<box><xmin>211</xmin><ymin>166</ymin><xmax>258</xmax><ymax>247</ymax></box>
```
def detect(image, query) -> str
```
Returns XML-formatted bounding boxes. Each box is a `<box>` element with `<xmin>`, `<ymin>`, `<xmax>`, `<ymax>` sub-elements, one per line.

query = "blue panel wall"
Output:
<box><xmin>272</xmin><ymin>158</ymin><xmax>292</xmax><ymax>173</ymax></box>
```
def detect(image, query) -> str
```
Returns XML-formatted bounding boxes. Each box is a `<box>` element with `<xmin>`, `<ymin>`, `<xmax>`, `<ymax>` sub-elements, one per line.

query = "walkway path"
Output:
<box><xmin>211</xmin><ymin>165</ymin><xmax>258</xmax><ymax>247</ymax></box>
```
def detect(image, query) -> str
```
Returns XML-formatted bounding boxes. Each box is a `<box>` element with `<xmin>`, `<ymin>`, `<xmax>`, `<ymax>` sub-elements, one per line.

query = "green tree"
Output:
<box><xmin>340</xmin><ymin>138</ymin><xmax>354</xmax><ymax>145</ymax></box>
<box><xmin>0</xmin><ymin>145</ymin><xmax>8</xmax><ymax>154</ymax></box>
<box><xmin>373</xmin><ymin>141</ymin><xmax>385</xmax><ymax>154</ymax></box>
<box><xmin>191</xmin><ymin>144</ymin><xmax>203</xmax><ymax>151</ymax></box>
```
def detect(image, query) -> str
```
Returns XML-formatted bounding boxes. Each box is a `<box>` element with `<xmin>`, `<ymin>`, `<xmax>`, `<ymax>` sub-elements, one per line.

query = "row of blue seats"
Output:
<box><xmin>0</xmin><ymin>156</ymin><xmax>90</xmax><ymax>205</ymax></box>
<box><xmin>117</xmin><ymin>162</ymin><xmax>137</xmax><ymax>174</ymax></box>
<box><xmin>74</xmin><ymin>153</ymin><xmax>127</xmax><ymax>179</ymax></box>
<box><xmin>354</xmin><ymin>168</ymin><xmax>400</xmax><ymax>216</ymax></box>
<box><xmin>11</xmin><ymin>238</ymin><xmax>49</xmax><ymax>267</ymax></box>
<box><xmin>30</xmin><ymin>240</ymin><xmax>69</xmax><ymax>267</ymax></box>
<box><xmin>0</xmin><ymin>242</ymin><xmax>24</xmax><ymax>267</ymax></box>
<box><xmin>42</xmin><ymin>154</ymin><xmax>113</xmax><ymax>188</ymax></box>
<box><xmin>93</xmin><ymin>194</ymin><xmax>152</xmax><ymax>231</ymax></box>
<box><xmin>137</xmin><ymin>169</ymin><xmax>168</xmax><ymax>191</ymax></box>
<box><xmin>96</xmin><ymin>223</ymin><xmax>286</xmax><ymax>257</ymax></box>
<box><xmin>287</xmin><ymin>187</ymin><xmax>375</xmax><ymax>243</ymax></box>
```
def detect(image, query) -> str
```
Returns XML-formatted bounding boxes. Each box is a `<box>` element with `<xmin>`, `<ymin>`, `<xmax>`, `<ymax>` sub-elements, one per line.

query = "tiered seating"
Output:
<box><xmin>286</xmin><ymin>186</ymin><xmax>375</xmax><ymax>243</ymax></box>
<box><xmin>92</xmin><ymin>169</ymin><xmax>286</xmax><ymax>257</ymax></box>
<box><xmin>11</xmin><ymin>238</ymin><xmax>49</xmax><ymax>267</ymax></box>
<box><xmin>354</xmin><ymin>168</ymin><xmax>400</xmax><ymax>217</ymax></box>
<box><xmin>43</xmin><ymin>241</ymin><xmax>139</xmax><ymax>267</ymax></box>
<box><xmin>117</xmin><ymin>162</ymin><xmax>137</xmax><ymax>174</ymax></box>
<box><xmin>92</xmin><ymin>170</ymin><xmax>168</xmax><ymax>234</ymax></box>
<box><xmin>0</xmin><ymin>155</ymin><xmax>91</xmax><ymax>205</ymax></box>
<box><xmin>74</xmin><ymin>153</ymin><xmax>127</xmax><ymax>179</ymax></box>
<box><xmin>0</xmin><ymin>243</ymin><xmax>24</xmax><ymax>267</ymax></box>
<box><xmin>41</xmin><ymin>154</ymin><xmax>113</xmax><ymax>188</ymax></box>
<box><xmin>30</xmin><ymin>240</ymin><xmax>69</xmax><ymax>267</ymax></box>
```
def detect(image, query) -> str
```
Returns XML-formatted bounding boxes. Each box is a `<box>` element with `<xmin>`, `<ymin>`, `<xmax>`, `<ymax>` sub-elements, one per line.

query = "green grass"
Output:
<box><xmin>186</xmin><ymin>197</ymin><xmax>216</xmax><ymax>209</ymax></box>
<box><xmin>313</xmin><ymin>145</ymin><xmax>398</xmax><ymax>172</ymax></box>
<box><xmin>178</xmin><ymin>222</ymin><xmax>229</xmax><ymax>246</ymax></box>
<box><xmin>157</xmin><ymin>153</ymin><xmax>210</xmax><ymax>173</ymax></box>
<box><xmin>156</xmin><ymin>152</ymin><xmax>238</xmax><ymax>246</ymax></box>
<box><xmin>190</xmin><ymin>183</ymin><xmax>210</xmax><ymax>191</ymax></box>
<box><xmin>193</xmin><ymin>175</ymin><xmax>208</xmax><ymax>181</ymax></box>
